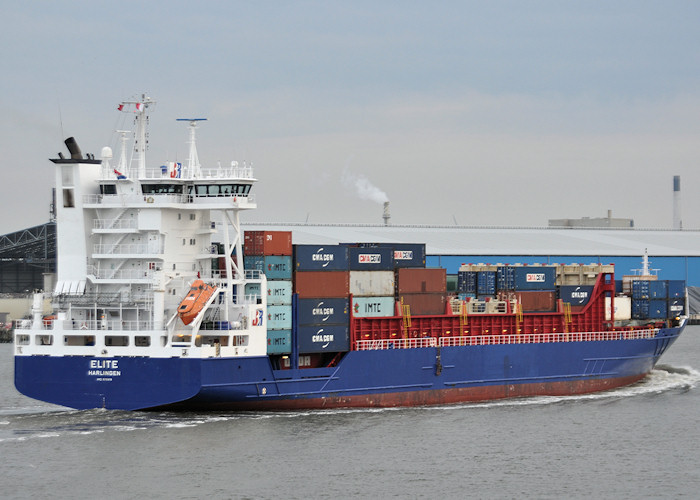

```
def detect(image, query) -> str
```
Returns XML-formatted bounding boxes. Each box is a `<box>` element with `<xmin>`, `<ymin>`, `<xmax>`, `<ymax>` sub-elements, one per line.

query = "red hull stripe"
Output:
<box><xmin>183</xmin><ymin>373</ymin><xmax>647</xmax><ymax>411</ymax></box>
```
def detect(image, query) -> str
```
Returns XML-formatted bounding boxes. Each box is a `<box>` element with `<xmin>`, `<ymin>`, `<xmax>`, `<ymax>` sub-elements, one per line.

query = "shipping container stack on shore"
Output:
<box><xmin>243</xmin><ymin>231</ymin><xmax>293</xmax><ymax>355</ymax></box>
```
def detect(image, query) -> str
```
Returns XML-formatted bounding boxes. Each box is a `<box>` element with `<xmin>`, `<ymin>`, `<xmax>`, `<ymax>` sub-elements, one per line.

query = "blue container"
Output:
<box><xmin>245</xmin><ymin>255</ymin><xmax>293</xmax><ymax>280</ymax></box>
<box><xmin>352</xmin><ymin>243</ymin><xmax>426</xmax><ymax>268</ymax></box>
<box><xmin>668</xmin><ymin>298</ymin><xmax>685</xmax><ymax>316</ymax></box>
<box><xmin>477</xmin><ymin>271</ymin><xmax>497</xmax><ymax>296</ymax></box>
<box><xmin>513</xmin><ymin>267</ymin><xmax>556</xmax><ymax>291</ymax></box>
<box><xmin>667</xmin><ymin>280</ymin><xmax>686</xmax><ymax>298</ymax></box>
<box><xmin>294</xmin><ymin>245</ymin><xmax>349</xmax><ymax>271</ymax></box>
<box><xmin>347</xmin><ymin>247</ymin><xmax>394</xmax><ymax>271</ymax></box>
<box><xmin>632</xmin><ymin>280</ymin><xmax>650</xmax><ymax>299</ymax></box>
<box><xmin>648</xmin><ymin>280</ymin><xmax>667</xmax><ymax>299</ymax></box>
<box><xmin>457</xmin><ymin>271</ymin><xmax>477</xmax><ymax>294</ymax></box>
<box><xmin>558</xmin><ymin>285</ymin><xmax>595</xmax><ymax>307</ymax></box>
<box><xmin>266</xmin><ymin>330</ymin><xmax>291</xmax><ymax>354</ymax></box>
<box><xmin>649</xmin><ymin>300</ymin><xmax>667</xmax><ymax>319</ymax></box>
<box><xmin>497</xmin><ymin>266</ymin><xmax>515</xmax><ymax>290</ymax></box>
<box><xmin>390</xmin><ymin>243</ymin><xmax>426</xmax><ymax>268</ymax></box>
<box><xmin>298</xmin><ymin>325</ymin><xmax>350</xmax><ymax>353</ymax></box>
<box><xmin>352</xmin><ymin>296</ymin><xmax>396</xmax><ymax>317</ymax></box>
<box><xmin>266</xmin><ymin>280</ymin><xmax>293</xmax><ymax>305</ymax></box>
<box><xmin>267</xmin><ymin>305</ymin><xmax>292</xmax><ymax>330</ymax></box>
<box><xmin>632</xmin><ymin>299</ymin><xmax>649</xmax><ymax>319</ymax></box>
<box><xmin>297</xmin><ymin>298</ymin><xmax>349</xmax><ymax>326</ymax></box>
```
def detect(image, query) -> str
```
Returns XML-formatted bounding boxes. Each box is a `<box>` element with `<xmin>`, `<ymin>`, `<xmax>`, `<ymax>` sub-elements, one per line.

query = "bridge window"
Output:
<box><xmin>141</xmin><ymin>184</ymin><xmax>184</xmax><ymax>194</ymax></box>
<box><xmin>100</xmin><ymin>184</ymin><xmax>117</xmax><ymax>195</ymax></box>
<box><xmin>63</xmin><ymin>189</ymin><xmax>75</xmax><ymax>208</ymax></box>
<box><xmin>105</xmin><ymin>335</ymin><xmax>129</xmax><ymax>347</ymax></box>
<box><xmin>188</xmin><ymin>184</ymin><xmax>252</xmax><ymax>197</ymax></box>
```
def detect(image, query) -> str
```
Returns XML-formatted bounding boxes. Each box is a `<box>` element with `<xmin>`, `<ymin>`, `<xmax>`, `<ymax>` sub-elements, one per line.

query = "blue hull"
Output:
<box><xmin>15</xmin><ymin>326</ymin><xmax>681</xmax><ymax>410</ymax></box>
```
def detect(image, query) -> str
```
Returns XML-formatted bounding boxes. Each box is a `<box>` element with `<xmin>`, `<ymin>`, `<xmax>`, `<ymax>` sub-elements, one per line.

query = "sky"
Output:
<box><xmin>1</xmin><ymin>1</ymin><xmax>699</xmax><ymax>233</ymax></box>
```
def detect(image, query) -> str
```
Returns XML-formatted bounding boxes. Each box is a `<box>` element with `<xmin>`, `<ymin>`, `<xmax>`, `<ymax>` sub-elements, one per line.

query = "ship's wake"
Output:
<box><xmin>1</xmin><ymin>365</ymin><xmax>698</xmax><ymax>442</ymax></box>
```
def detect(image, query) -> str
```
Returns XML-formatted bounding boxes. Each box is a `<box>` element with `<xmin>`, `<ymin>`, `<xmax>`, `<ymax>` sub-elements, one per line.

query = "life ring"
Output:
<box><xmin>146</xmin><ymin>196</ymin><xmax>154</xmax><ymax>203</ymax></box>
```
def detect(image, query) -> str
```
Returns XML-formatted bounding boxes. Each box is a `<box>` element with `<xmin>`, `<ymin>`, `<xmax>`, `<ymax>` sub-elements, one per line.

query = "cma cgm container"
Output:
<box><xmin>350</xmin><ymin>243</ymin><xmax>426</xmax><ymax>268</ymax></box>
<box><xmin>513</xmin><ymin>266</ymin><xmax>556</xmax><ymax>291</ymax></box>
<box><xmin>244</xmin><ymin>230</ymin><xmax>292</xmax><ymax>255</ymax></box>
<box><xmin>352</xmin><ymin>296</ymin><xmax>396</xmax><ymax>317</ymax></box>
<box><xmin>244</xmin><ymin>255</ymin><xmax>293</xmax><ymax>280</ymax></box>
<box><xmin>396</xmin><ymin>268</ymin><xmax>446</xmax><ymax>294</ymax></box>
<box><xmin>294</xmin><ymin>271</ymin><xmax>349</xmax><ymax>298</ymax></box>
<box><xmin>399</xmin><ymin>293</ymin><xmax>446</xmax><ymax>315</ymax></box>
<box><xmin>349</xmin><ymin>271</ymin><xmax>395</xmax><ymax>297</ymax></box>
<box><xmin>297</xmin><ymin>325</ymin><xmax>350</xmax><ymax>353</ymax></box>
<box><xmin>294</xmin><ymin>245</ymin><xmax>349</xmax><ymax>271</ymax></box>
<box><xmin>297</xmin><ymin>298</ymin><xmax>349</xmax><ymax>326</ymax></box>
<box><xmin>347</xmin><ymin>247</ymin><xmax>394</xmax><ymax>271</ymax></box>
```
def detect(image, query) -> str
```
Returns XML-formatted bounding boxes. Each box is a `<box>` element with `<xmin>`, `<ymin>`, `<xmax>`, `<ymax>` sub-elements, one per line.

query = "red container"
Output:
<box><xmin>244</xmin><ymin>231</ymin><xmax>292</xmax><ymax>256</ymax></box>
<box><xmin>294</xmin><ymin>271</ymin><xmax>349</xmax><ymax>298</ymax></box>
<box><xmin>398</xmin><ymin>293</ymin><xmax>446</xmax><ymax>316</ymax></box>
<box><xmin>517</xmin><ymin>291</ymin><xmax>557</xmax><ymax>312</ymax></box>
<box><xmin>396</xmin><ymin>268</ymin><xmax>446</xmax><ymax>294</ymax></box>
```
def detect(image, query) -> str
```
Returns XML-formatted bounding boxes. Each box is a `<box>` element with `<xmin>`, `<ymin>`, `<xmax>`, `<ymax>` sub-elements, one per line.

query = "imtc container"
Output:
<box><xmin>352</xmin><ymin>296</ymin><xmax>396</xmax><ymax>317</ymax></box>
<box><xmin>267</xmin><ymin>305</ymin><xmax>292</xmax><ymax>330</ymax></box>
<box><xmin>267</xmin><ymin>330</ymin><xmax>291</xmax><ymax>354</ymax></box>
<box><xmin>244</xmin><ymin>255</ymin><xmax>293</xmax><ymax>280</ymax></box>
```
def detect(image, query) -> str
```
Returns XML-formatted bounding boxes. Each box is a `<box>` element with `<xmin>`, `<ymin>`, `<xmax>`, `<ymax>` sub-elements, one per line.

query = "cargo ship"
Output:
<box><xmin>14</xmin><ymin>96</ymin><xmax>687</xmax><ymax>410</ymax></box>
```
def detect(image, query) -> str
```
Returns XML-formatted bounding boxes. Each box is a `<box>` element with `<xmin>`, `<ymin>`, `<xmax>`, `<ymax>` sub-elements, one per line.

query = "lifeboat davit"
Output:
<box><xmin>178</xmin><ymin>280</ymin><xmax>217</xmax><ymax>325</ymax></box>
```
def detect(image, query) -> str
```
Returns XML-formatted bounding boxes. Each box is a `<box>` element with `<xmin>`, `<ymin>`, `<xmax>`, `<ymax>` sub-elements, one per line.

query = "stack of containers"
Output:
<box><xmin>667</xmin><ymin>280</ymin><xmax>686</xmax><ymax>317</ymax></box>
<box><xmin>294</xmin><ymin>245</ymin><xmax>350</xmax><ymax>353</ymax></box>
<box><xmin>632</xmin><ymin>279</ymin><xmax>685</xmax><ymax>319</ymax></box>
<box><xmin>347</xmin><ymin>245</ymin><xmax>397</xmax><ymax>319</ymax></box>
<box><xmin>349</xmin><ymin>243</ymin><xmax>428</xmax><ymax>317</ymax></box>
<box><xmin>396</xmin><ymin>267</ymin><xmax>447</xmax><ymax>315</ymax></box>
<box><xmin>243</xmin><ymin>231</ymin><xmax>293</xmax><ymax>354</ymax></box>
<box><xmin>457</xmin><ymin>264</ymin><xmax>477</xmax><ymax>300</ymax></box>
<box><xmin>512</xmin><ymin>265</ymin><xmax>558</xmax><ymax>312</ymax></box>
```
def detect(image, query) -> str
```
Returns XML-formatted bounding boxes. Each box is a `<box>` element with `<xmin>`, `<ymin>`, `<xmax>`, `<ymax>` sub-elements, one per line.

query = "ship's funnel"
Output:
<box><xmin>673</xmin><ymin>175</ymin><xmax>682</xmax><ymax>230</ymax></box>
<box><xmin>64</xmin><ymin>137</ymin><xmax>83</xmax><ymax>160</ymax></box>
<box><xmin>383</xmin><ymin>201</ymin><xmax>391</xmax><ymax>226</ymax></box>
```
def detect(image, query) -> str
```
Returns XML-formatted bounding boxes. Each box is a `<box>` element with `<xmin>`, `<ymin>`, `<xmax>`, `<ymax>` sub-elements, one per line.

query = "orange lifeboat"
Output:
<box><xmin>178</xmin><ymin>280</ymin><xmax>217</xmax><ymax>325</ymax></box>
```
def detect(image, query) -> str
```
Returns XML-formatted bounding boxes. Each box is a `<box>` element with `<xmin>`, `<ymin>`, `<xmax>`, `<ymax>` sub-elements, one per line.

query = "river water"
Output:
<box><xmin>1</xmin><ymin>328</ymin><xmax>699</xmax><ymax>499</ymax></box>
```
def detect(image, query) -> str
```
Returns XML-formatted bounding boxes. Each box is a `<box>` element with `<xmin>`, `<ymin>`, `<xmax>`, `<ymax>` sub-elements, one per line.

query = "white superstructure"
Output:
<box><xmin>15</xmin><ymin>95</ymin><xmax>267</xmax><ymax>360</ymax></box>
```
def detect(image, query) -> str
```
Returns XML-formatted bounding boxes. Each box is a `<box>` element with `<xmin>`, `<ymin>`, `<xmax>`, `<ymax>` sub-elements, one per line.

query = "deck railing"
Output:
<box><xmin>355</xmin><ymin>329</ymin><xmax>658</xmax><ymax>350</ymax></box>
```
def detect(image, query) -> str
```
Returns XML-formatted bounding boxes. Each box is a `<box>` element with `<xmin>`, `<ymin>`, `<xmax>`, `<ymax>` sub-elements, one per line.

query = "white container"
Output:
<box><xmin>349</xmin><ymin>271</ymin><xmax>395</xmax><ymax>297</ymax></box>
<box><xmin>606</xmin><ymin>296</ymin><xmax>631</xmax><ymax>321</ymax></box>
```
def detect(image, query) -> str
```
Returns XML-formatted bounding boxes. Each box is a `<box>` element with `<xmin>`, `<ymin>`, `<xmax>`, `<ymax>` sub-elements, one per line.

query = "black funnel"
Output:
<box><xmin>64</xmin><ymin>137</ymin><xmax>83</xmax><ymax>160</ymax></box>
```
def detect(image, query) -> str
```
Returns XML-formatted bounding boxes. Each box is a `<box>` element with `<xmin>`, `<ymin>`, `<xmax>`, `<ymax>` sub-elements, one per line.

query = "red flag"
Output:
<box><xmin>117</xmin><ymin>104</ymin><xmax>124</xmax><ymax>111</ymax></box>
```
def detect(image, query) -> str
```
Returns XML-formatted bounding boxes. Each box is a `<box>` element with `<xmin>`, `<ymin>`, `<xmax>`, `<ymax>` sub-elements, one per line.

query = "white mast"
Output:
<box><xmin>177</xmin><ymin>118</ymin><xmax>207</xmax><ymax>178</ymax></box>
<box><xmin>118</xmin><ymin>94</ymin><xmax>154</xmax><ymax>178</ymax></box>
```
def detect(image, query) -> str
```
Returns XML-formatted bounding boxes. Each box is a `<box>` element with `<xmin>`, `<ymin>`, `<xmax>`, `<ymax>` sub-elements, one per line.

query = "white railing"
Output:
<box><xmin>353</xmin><ymin>329</ymin><xmax>659</xmax><ymax>351</ymax></box>
<box><xmin>93</xmin><ymin>219</ymin><xmax>138</xmax><ymax>230</ymax></box>
<box><xmin>355</xmin><ymin>338</ymin><xmax>438</xmax><ymax>350</ymax></box>
<box><xmin>93</xmin><ymin>243</ymin><xmax>162</xmax><ymax>255</ymax></box>
<box><xmin>86</xmin><ymin>266</ymin><xmax>154</xmax><ymax>280</ymax></box>
<box><xmin>438</xmin><ymin>329</ymin><xmax>658</xmax><ymax>346</ymax></box>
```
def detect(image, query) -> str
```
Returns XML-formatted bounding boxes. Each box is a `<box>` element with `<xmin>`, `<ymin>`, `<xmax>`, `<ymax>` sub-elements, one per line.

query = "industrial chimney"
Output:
<box><xmin>383</xmin><ymin>201</ymin><xmax>391</xmax><ymax>226</ymax></box>
<box><xmin>673</xmin><ymin>175</ymin><xmax>682</xmax><ymax>230</ymax></box>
